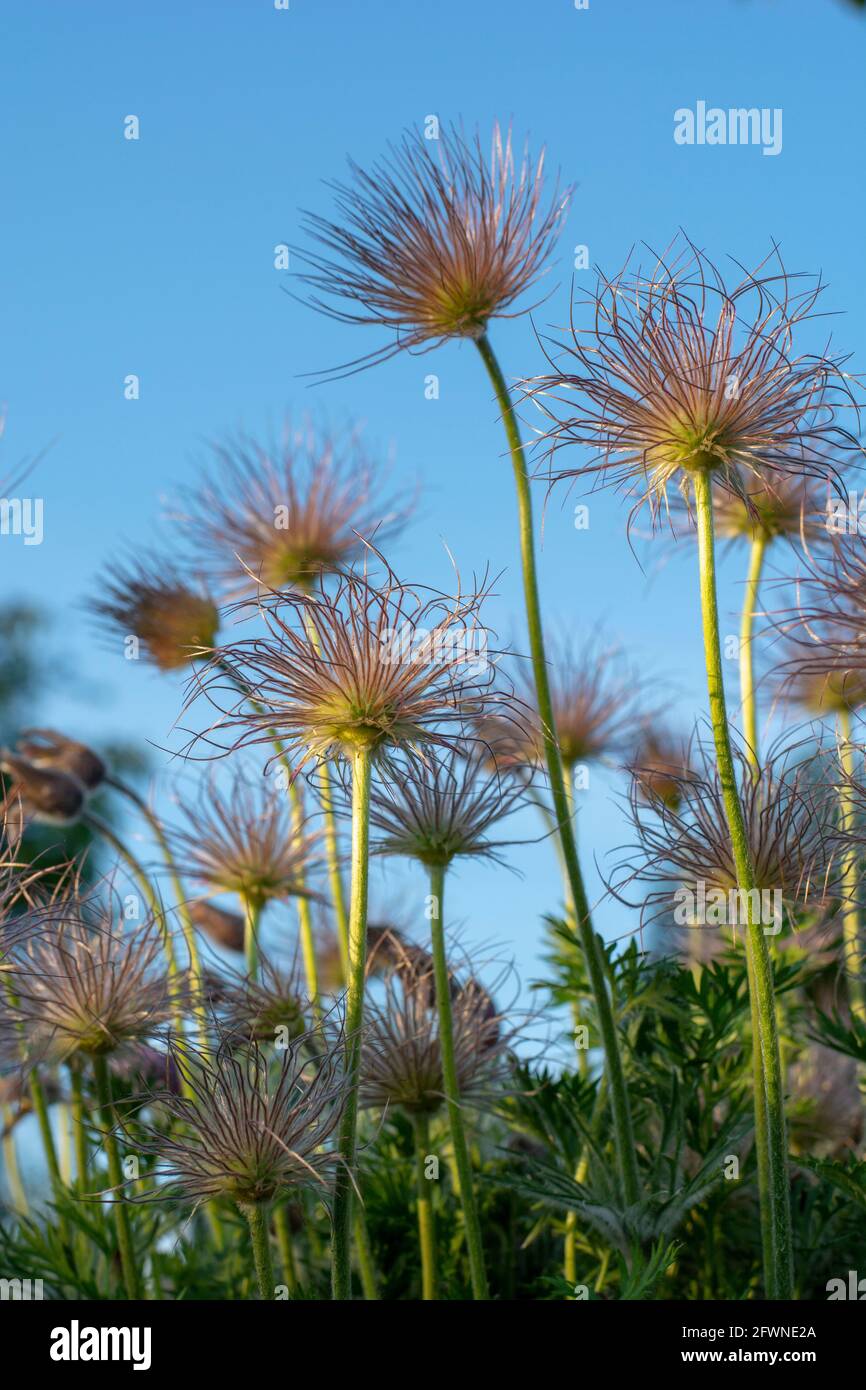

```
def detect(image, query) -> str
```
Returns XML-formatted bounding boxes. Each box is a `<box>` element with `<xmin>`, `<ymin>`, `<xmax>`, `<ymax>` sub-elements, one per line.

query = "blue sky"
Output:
<box><xmin>2</xmin><ymin>0</ymin><xmax>864</xmax><ymax>996</ymax></box>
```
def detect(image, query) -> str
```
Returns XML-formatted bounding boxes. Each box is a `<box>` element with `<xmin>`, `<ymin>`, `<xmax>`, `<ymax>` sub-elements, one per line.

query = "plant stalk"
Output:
<box><xmin>837</xmin><ymin>707</ymin><xmax>865</xmax><ymax>1021</ymax></box>
<box><xmin>427</xmin><ymin>861</ymin><xmax>489</xmax><ymax>1298</ymax></box>
<box><xmin>241</xmin><ymin>1201</ymin><xmax>275</xmax><ymax>1299</ymax></box>
<box><xmin>353</xmin><ymin>1205</ymin><xmax>379</xmax><ymax>1300</ymax></box>
<box><xmin>86</xmin><ymin>814</ymin><xmax>181</xmax><ymax>993</ymax></box>
<box><xmin>411</xmin><ymin>1110</ymin><xmax>437</xmax><ymax>1300</ymax></box>
<box><xmin>69</xmin><ymin>1064</ymin><xmax>89</xmax><ymax>1194</ymax></box>
<box><xmin>693</xmin><ymin>468</ymin><xmax>793</xmax><ymax>1300</ymax></box>
<box><xmin>273</xmin><ymin>1205</ymin><xmax>298</xmax><ymax>1294</ymax></box>
<box><xmin>242</xmin><ymin>894</ymin><xmax>263</xmax><ymax>980</ymax></box>
<box><xmin>475</xmin><ymin>332</ymin><xmax>639</xmax><ymax>1208</ymax></box>
<box><xmin>331</xmin><ymin>744</ymin><xmax>372</xmax><ymax>1299</ymax></box>
<box><xmin>739</xmin><ymin>532</ymin><xmax>767</xmax><ymax>772</ymax></box>
<box><xmin>107</xmin><ymin>777</ymin><xmax>209</xmax><ymax>1050</ymax></box>
<box><xmin>92</xmin><ymin>1053</ymin><xmax>142</xmax><ymax>1300</ymax></box>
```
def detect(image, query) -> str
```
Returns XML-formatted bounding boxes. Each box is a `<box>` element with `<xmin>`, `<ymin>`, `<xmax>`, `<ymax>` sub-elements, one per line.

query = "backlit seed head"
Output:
<box><xmin>7</xmin><ymin>888</ymin><xmax>174</xmax><ymax>1062</ymax></box>
<box><xmin>187</xmin><ymin>565</ymin><xmax>507</xmax><ymax>771</ymax></box>
<box><xmin>619</xmin><ymin>738</ymin><xmax>838</xmax><ymax>934</ymax></box>
<box><xmin>776</xmin><ymin>536</ymin><xmax>866</xmax><ymax>715</ymax></box>
<box><xmin>130</xmin><ymin>1030</ymin><xmax>348</xmax><ymax>1207</ymax></box>
<box><xmin>627</xmin><ymin>726</ymin><xmax>694</xmax><ymax>812</ymax></box>
<box><xmin>298</xmin><ymin>122</ymin><xmax>570</xmax><ymax>377</ymax></box>
<box><xmin>526</xmin><ymin>237</ymin><xmax>859</xmax><ymax>528</ymax></box>
<box><xmin>180</xmin><ymin>421</ymin><xmax>412</xmax><ymax>596</ymax></box>
<box><xmin>217</xmin><ymin>955</ymin><xmax>308</xmax><ymax>1045</ymax></box>
<box><xmin>360</xmin><ymin>949</ymin><xmax>511</xmax><ymax>1116</ymax></box>
<box><xmin>712</xmin><ymin>473</ymin><xmax>833</xmax><ymax>544</ymax></box>
<box><xmin>169</xmin><ymin>771</ymin><xmax>320</xmax><ymax>908</ymax></box>
<box><xmin>369</xmin><ymin>748</ymin><xmax>528</xmax><ymax>868</ymax></box>
<box><xmin>88</xmin><ymin>555</ymin><xmax>220</xmax><ymax>671</ymax></box>
<box><xmin>518</xmin><ymin>637</ymin><xmax>647</xmax><ymax>768</ymax></box>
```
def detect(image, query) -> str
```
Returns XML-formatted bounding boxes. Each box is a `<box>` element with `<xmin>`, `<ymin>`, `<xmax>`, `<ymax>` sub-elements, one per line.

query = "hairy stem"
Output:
<box><xmin>301</xmin><ymin>608</ymin><xmax>351</xmax><ymax>979</ymax></box>
<box><xmin>242</xmin><ymin>894</ymin><xmax>263</xmax><ymax>980</ymax></box>
<box><xmin>353</xmin><ymin>1205</ymin><xmax>379</xmax><ymax>1300</ymax></box>
<box><xmin>735</xmin><ymin>534</ymin><xmax>775</xmax><ymax>1282</ymax></box>
<box><xmin>2</xmin><ymin>1108</ymin><xmax>27</xmax><ymax>1213</ymax></box>
<box><xmin>69</xmin><ymin>1064</ymin><xmax>89</xmax><ymax>1194</ymax></box>
<box><xmin>214</xmin><ymin>656</ymin><xmax>321</xmax><ymax>1006</ymax></box>
<box><xmin>273</xmin><ymin>1205</ymin><xmax>298</xmax><ymax>1294</ymax></box>
<box><xmin>838</xmin><ymin>708</ymin><xmax>865</xmax><ymax>1022</ymax></box>
<box><xmin>319</xmin><ymin>760</ymin><xmax>351</xmax><ymax>981</ymax></box>
<box><xmin>411</xmin><ymin>1110</ymin><xmax>437</xmax><ymax>1300</ymax></box>
<box><xmin>85</xmin><ymin>813</ymin><xmax>181</xmax><ymax>994</ymax></box>
<box><xmin>694</xmin><ymin>468</ymin><xmax>793</xmax><ymax>1300</ymax></box>
<box><xmin>241</xmin><ymin>1201</ymin><xmax>275</xmax><ymax>1299</ymax></box>
<box><xmin>739</xmin><ymin>532</ymin><xmax>767</xmax><ymax>772</ymax></box>
<box><xmin>92</xmin><ymin>1053</ymin><xmax>142</xmax><ymax>1300</ymax></box>
<box><xmin>428</xmin><ymin>861</ymin><xmax>489</xmax><ymax>1298</ymax></box>
<box><xmin>107</xmin><ymin>777</ymin><xmax>209</xmax><ymax>1050</ymax></box>
<box><xmin>475</xmin><ymin>333</ymin><xmax>639</xmax><ymax>1208</ymax></box>
<box><xmin>331</xmin><ymin>744</ymin><xmax>372</xmax><ymax>1299</ymax></box>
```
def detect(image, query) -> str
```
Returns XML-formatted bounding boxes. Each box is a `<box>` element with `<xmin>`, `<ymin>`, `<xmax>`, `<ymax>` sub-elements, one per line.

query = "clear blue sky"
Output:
<box><xmin>2</xmin><ymin>0</ymin><xmax>864</xmax><ymax>993</ymax></box>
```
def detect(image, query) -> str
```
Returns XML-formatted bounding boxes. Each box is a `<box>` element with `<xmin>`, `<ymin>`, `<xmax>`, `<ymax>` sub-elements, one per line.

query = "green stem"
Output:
<box><xmin>331</xmin><ymin>744</ymin><xmax>372</xmax><ymax>1300</ymax></box>
<box><xmin>2</xmin><ymin>1107</ymin><xmax>27</xmax><ymax>1213</ymax></box>
<box><xmin>2</xmin><ymin>974</ymin><xmax>65</xmax><ymax>1219</ymax></box>
<box><xmin>273</xmin><ymin>1205</ymin><xmax>297</xmax><ymax>1295</ymax></box>
<box><xmin>29</xmin><ymin>1072</ymin><xmax>64</xmax><ymax>1197</ymax></box>
<box><xmin>411</xmin><ymin>1110</ymin><xmax>437</xmax><ymax>1300</ymax></box>
<box><xmin>241</xmin><ymin>1201</ymin><xmax>275</xmax><ymax>1299</ymax></box>
<box><xmin>301</xmin><ymin>608</ymin><xmax>350</xmax><ymax>980</ymax></box>
<box><xmin>69</xmin><ymin>1065</ymin><xmax>89</xmax><ymax>1194</ymax></box>
<box><xmin>92</xmin><ymin>1053</ymin><xmax>142</xmax><ymax>1300</ymax></box>
<box><xmin>475</xmin><ymin>332</ymin><xmax>639</xmax><ymax>1208</ymax></box>
<box><xmin>86</xmin><ymin>814</ymin><xmax>181</xmax><ymax>991</ymax></box>
<box><xmin>285</xmin><ymin>779</ymin><xmax>320</xmax><ymax>1012</ymax></box>
<box><xmin>353</xmin><ymin>1204</ymin><xmax>380</xmax><ymax>1300</ymax></box>
<box><xmin>693</xmin><ymin>468</ymin><xmax>793</xmax><ymax>1300</ymax></box>
<box><xmin>428</xmin><ymin>861</ymin><xmax>488</xmax><ymax>1299</ymax></box>
<box><xmin>837</xmin><ymin>708</ymin><xmax>865</xmax><ymax>1021</ymax></box>
<box><xmin>735</xmin><ymin>534</ymin><xmax>775</xmax><ymax>1284</ymax></box>
<box><xmin>319</xmin><ymin>760</ymin><xmax>351</xmax><ymax>981</ymax></box>
<box><xmin>107</xmin><ymin>778</ymin><xmax>209</xmax><ymax>1050</ymax></box>
<box><xmin>242</xmin><ymin>894</ymin><xmax>262</xmax><ymax>980</ymax></box>
<box><xmin>214</xmin><ymin>656</ymin><xmax>322</xmax><ymax>1007</ymax></box>
<box><xmin>739</xmin><ymin>532</ymin><xmax>767</xmax><ymax>772</ymax></box>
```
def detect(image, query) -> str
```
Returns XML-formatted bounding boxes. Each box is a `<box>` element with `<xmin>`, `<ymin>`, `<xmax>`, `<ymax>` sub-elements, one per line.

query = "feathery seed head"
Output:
<box><xmin>527</xmin><ymin>238</ymin><xmax>859</xmax><ymax>526</ymax></box>
<box><xmin>170</xmin><ymin>772</ymin><xmax>320</xmax><ymax>908</ymax></box>
<box><xmin>520</xmin><ymin>637</ymin><xmax>646</xmax><ymax>768</ymax></box>
<box><xmin>131</xmin><ymin>1030</ymin><xmax>348</xmax><ymax>1206</ymax></box>
<box><xmin>369</xmin><ymin>748</ymin><xmax>528</xmax><ymax>868</ymax></box>
<box><xmin>776</xmin><ymin>535</ymin><xmax>866</xmax><ymax>714</ymax></box>
<box><xmin>627</xmin><ymin>726</ymin><xmax>695</xmax><ymax>812</ymax></box>
<box><xmin>8</xmin><ymin>889</ymin><xmax>174</xmax><ymax>1062</ymax></box>
<box><xmin>298</xmin><ymin>122</ymin><xmax>569</xmax><ymax>376</ymax></box>
<box><xmin>360</xmin><ymin>949</ymin><xmax>510</xmax><ymax>1116</ymax></box>
<box><xmin>89</xmin><ymin>555</ymin><xmax>220</xmax><ymax>671</ymax></box>
<box><xmin>188</xmin><ymin>566</ymin><xmax>506</xmax><ymax>770</ymax></box>
<box><xmin>217</xmin><ymin>955</ymin><xmax>308</xmax><ymax>1045</ymax></box>
<box><xmin>181</xmin><ymin>422</ymin><xmax>411</xmax><ymax>596</ymax></box>
<box><xmin>621</xmin><ymin>739</ymin><xmax>838</xmax><ymax>934</ymax></box>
